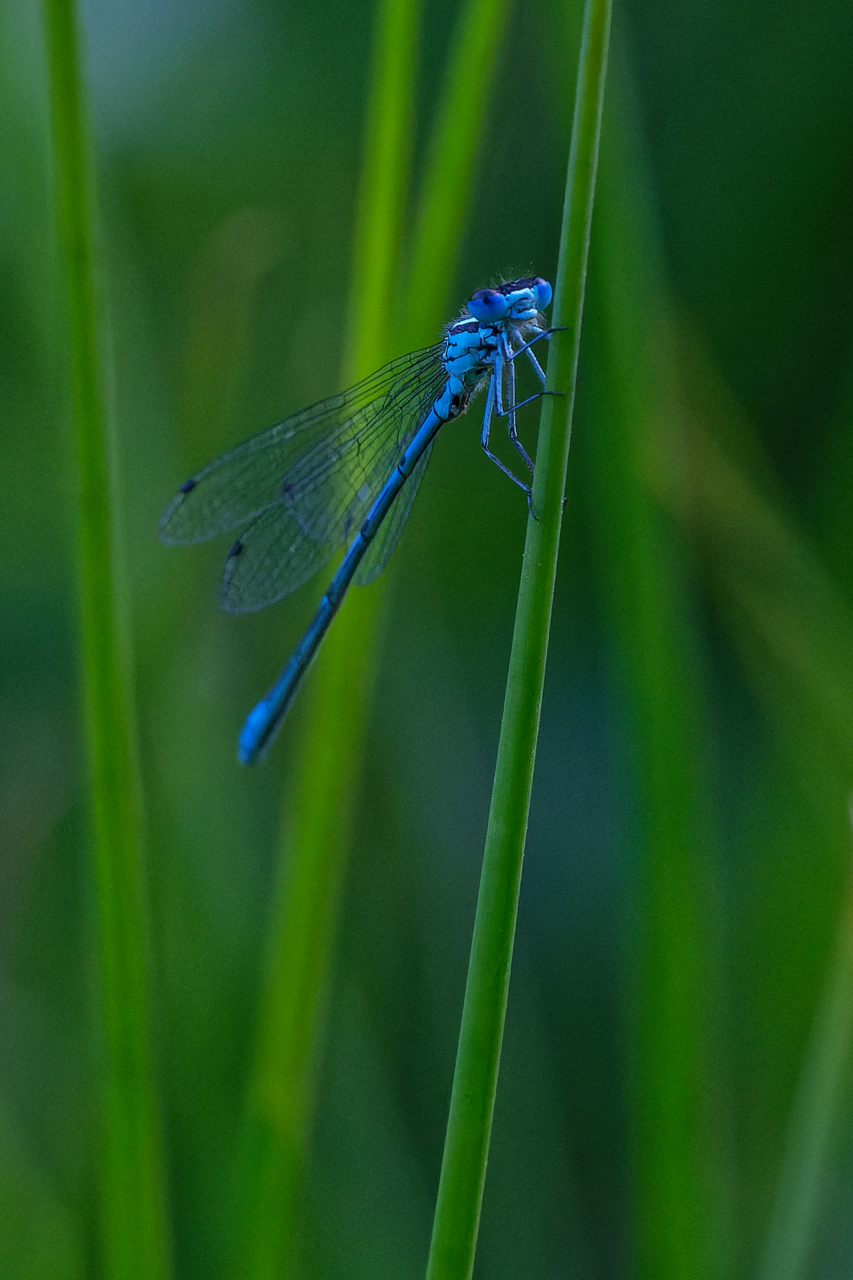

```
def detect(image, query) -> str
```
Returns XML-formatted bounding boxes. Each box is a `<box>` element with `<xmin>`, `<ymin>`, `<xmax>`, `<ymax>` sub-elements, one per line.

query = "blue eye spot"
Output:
<box><xmin>533</xmin><ymin>278</ymin><xmax>552</xmax><ymax>311</ymax></box>
<box><xmin>468</xmin><ymin>288</ymin><xmax>508</xmax><ymax>322</ymax></box>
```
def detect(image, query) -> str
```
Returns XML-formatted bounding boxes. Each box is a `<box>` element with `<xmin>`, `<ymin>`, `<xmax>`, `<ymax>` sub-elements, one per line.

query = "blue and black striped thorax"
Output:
<box><xmin>436</xmin><ymin>276</ymin><xmax>553</xmax><ymax>421</ymax></box>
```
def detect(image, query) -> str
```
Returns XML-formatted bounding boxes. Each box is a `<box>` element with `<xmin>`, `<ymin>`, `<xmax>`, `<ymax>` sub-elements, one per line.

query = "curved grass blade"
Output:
<box><xmin>425</xmin><ymin>0</ymin><xmax>613</xmax><ymax>1274</ymax></box>
<box><xmin>757</xmin><ymin>834</ymin><xmax>853</xmax><ymax>1280</ymax></box>
<box><xmin>40</xmin><ymin>2</ymin><xmax>171</xmax><ymax>1278</ymax></box>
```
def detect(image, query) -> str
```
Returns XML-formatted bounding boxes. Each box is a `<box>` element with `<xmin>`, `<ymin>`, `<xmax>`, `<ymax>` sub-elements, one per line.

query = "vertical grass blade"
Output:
<box><xmin>342</xmin><ymin>0</ymin><xmax>421</xmax><ymax>381</ymax></box>
<box><xmin>757</xmin><ymin>838</ymin><xmax>853</xmax><ymax>1280</ymax></box>
<box><xmin>233</xmin><ymin>1</ymin><xmax>420</xmax><ymax>1274</ymax></box>
<box><xmin>645</xmin><ymin>333</ymin><xmax>853</xmax><ymax>1280</ymax></box>
<box><xmin>40</xmin><ymin>3</ymin><xmax>171</xmax><ymax>1278</ymax></box>
<box><xmin>588</xmin><ymin>58</ymin><xmax>714</xmax><ymax>1280</ymax></box>
<box><xmin>404</xmin><ymin>0</ymin><xmax>511</xmax><ymax>342</ymax></box>
<box><xmin>424</xmin><ymin>1</ymin><xmax>613</xmax><ymax>1275</ymax></box>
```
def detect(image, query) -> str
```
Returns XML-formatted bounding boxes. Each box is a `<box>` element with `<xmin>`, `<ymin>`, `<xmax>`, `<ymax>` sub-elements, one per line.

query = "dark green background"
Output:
<box><xmin>2</xmin><ymin>0</ymin><xmax>852</xmax><ymax>1276</ymax></box>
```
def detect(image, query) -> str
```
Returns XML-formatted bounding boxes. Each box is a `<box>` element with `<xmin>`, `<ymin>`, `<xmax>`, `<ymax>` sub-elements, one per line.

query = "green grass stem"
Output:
<box><xmin>342</xmin><ymin>0</ymin><xmax>421</xmax><ymax>380</ymax></box>
<box><xmin>654</xmin><ymin>336</ymin><xmax>853</xmax><ymax>1280</ymax></box>
<box><xmin>757</xmin><ymin>840</ymin><xmax>853</xmax><ymax>1280</ymax></box>
<box><xmin>232</xmin><ymin>0</ymin><xmax>513</xmax><ymax>1273</ymax></box>
<box><xmin>404</xmin><ymin>0</ymin><xmax>511</xmax><ymax>343</ymax></box>
<box><xmin>639</xmin><ymin>252</ymin><xmax>853</xmax><ymax>1280</ymax></box>
<box><xmin>41</xmin><ymin>2</ymin><xmax>171</xmax><ymax>1278</ymax></box>
<box><xmin>424</xmin><ymin>1</ymin><xmax>612</xmax><ymax>1274</ymax></box>
<box><xmin>588</xmin><ymin>58</ymin><xmax>713</xmax><ymax>1280</ymax></box>
<box><xmin>231</xmin><ymin>3</ymin><xmax>420</xmax><ymax>1273</ymax></box>
<box><xmin>646</xmin><ymin>332</ymin><xmax>853</xmax><ymax>1279</ymax></box>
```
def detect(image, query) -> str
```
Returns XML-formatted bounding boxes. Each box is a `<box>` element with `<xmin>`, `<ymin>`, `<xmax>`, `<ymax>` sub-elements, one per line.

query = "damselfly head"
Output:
<box><xmin>467</xmin><ymin>276</ymin><xmax>552</xmax><ymax>324</ymax></box>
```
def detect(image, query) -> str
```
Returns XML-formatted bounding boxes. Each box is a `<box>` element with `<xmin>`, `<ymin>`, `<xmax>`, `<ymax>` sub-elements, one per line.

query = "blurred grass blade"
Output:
<box><xmin>404</xmin><ymin>0</ymin><xmax>511</xmax><ymax>343</ymax></box>
<box><xmin>757</xmin><ymin>831</ymin><xmax>853</xmax><ymax>1280</ymax></box>
<box><xmin>231</xmin><ymin>3</ymin><xmax>421</xmax><ymax>1275</ymax></box>
<box><xmin>40</xmin><ymin>2</ymin><xmax>171</xmax><ymax>1278</ymax></box>
<box><xmin>342</xmin><ymin>0</ymin><xmax>421</xmax><ymax>380</ymax></box>
<box><xmin>232</xmin><ymin>0</ymin><xmax>514</xmax><ymax>1270</ymax></box>
<box><xmin>425</xmin><ymin>1</ymin><xmax>612</xmax><ymax>1276</ymax></box>
<box><xmin>588</xmin><ymin>51</ymin><xmax>716</xmax><ymax>1280</ymax></box>
<box><xmin>655</xmin><ymin>330</ymin><xmax>853</xmax><ymax>778</ymax></box>
<box><xmin>647</xmin><ymin>330</ymin><xmax>853</xmax><ymax>1280</ymax></box>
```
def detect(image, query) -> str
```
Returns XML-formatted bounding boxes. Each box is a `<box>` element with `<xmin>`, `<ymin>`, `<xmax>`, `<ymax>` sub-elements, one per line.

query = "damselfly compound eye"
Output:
<box><xmin>533</xmin><ymin>278</ymin><xmax>552</xmax><ymax>311</ymax></box>
<box><xmin>468</xmin><ymin>288</ymin><xmax>508</xmax><ymax>322</ymax></box>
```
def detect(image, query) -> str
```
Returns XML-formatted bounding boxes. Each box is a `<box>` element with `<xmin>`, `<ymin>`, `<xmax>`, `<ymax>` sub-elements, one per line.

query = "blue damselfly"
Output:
<box><xmin>160</xmin><ymin>276</ymin><xmax>554</xmax><ymax>762</ymax></box>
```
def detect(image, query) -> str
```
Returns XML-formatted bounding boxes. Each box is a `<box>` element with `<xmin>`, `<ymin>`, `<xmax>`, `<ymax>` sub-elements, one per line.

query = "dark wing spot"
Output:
<box><xmin>228</xmin><ymin>540</ymin><xmax>244</xmax><ymax>558</ymax></box>
<box><xmin>282</xmin><ymin>479</ymin><xmax>292</xmax><ymax>497</ymax></box>
<box><xmin>180</xmin><ymin>477</ymin><xmax>197</xmax><ymax>493</ymax></box>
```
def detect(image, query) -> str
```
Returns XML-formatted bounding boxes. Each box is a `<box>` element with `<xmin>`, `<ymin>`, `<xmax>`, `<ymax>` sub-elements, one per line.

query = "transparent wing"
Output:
<box><xmin>161</xmin><ymin>344</ymin><xmax>449</xmax><ymax>614</ymax></box>
<box><xmin>223</xmin><ymin>438</ymin><xmax>437</xmax><ymax>612</ymax></box>
<box><xmin>353</xmin><ymin>442</ymin><xmax>434</xmax><ymax>587</ymax></box>
<box><xmin>218</xmin><ymin>505</ymin><xmax>332</xmax><ymax>614</ymax></box>
<box><xmin>158</xmin><ymin>344</ymin><xmax>446</xmax><ymax>547</ymax></box>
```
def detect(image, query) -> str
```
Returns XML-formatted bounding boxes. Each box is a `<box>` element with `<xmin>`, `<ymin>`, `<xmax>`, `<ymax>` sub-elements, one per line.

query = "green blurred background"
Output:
<box><xmin>2</xmin><ymin>0</ymin><xmax>853</xmax><ymax>1277</ymax></box>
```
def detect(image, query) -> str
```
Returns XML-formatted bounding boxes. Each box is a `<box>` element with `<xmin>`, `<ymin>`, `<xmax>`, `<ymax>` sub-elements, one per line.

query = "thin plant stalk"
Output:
<box><xmin>757</xmin><ymin>828</ymin><xmax>853</xmax><ymax>1280</ymax></box>
<box><xmin>588</xmin><ymin>57</ymin><xmax>713</xmax><ymax>1280</ymax></box>
<box><xmin>657</xmin><ymin>350</ymin><xmax>853</xmax><ymax>1279</ymax></box>
<box><xmin>645</xmin><ymin>329</ymin><xmax>853</xmax><ymax>1280</ymax></box>
<box><xmin>425</xmin><ymin>0</ymin><xmax>613</xmax><ymax>1274</ymax></box>
<box><xmin>595</xmin><ymin>48</ymin><xmax>853</xmax><ymax>1277</ymax></box>
<box><xmin>232</xmin><ymin>0</ymin><xmax>514</xmax><ymax>1272</ymax></box>
<box><xmin>342</xmin><ymin>0</ymin><xmax>421</xmax><ymax>381</ymax></box>
<box><xmin>404</xmin><ymin>0</ymin><xmax>512</xmax><ymax>343</ymax></box>
<box><xmin>41</xmin><ymin>2</ymin><xmax>170</xmax><ymax>1278</ymax></box>
<box><xmin>231</xmin><ymin>3</ymin><xmax>420</xmax><ymax>1274</ymax></box>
